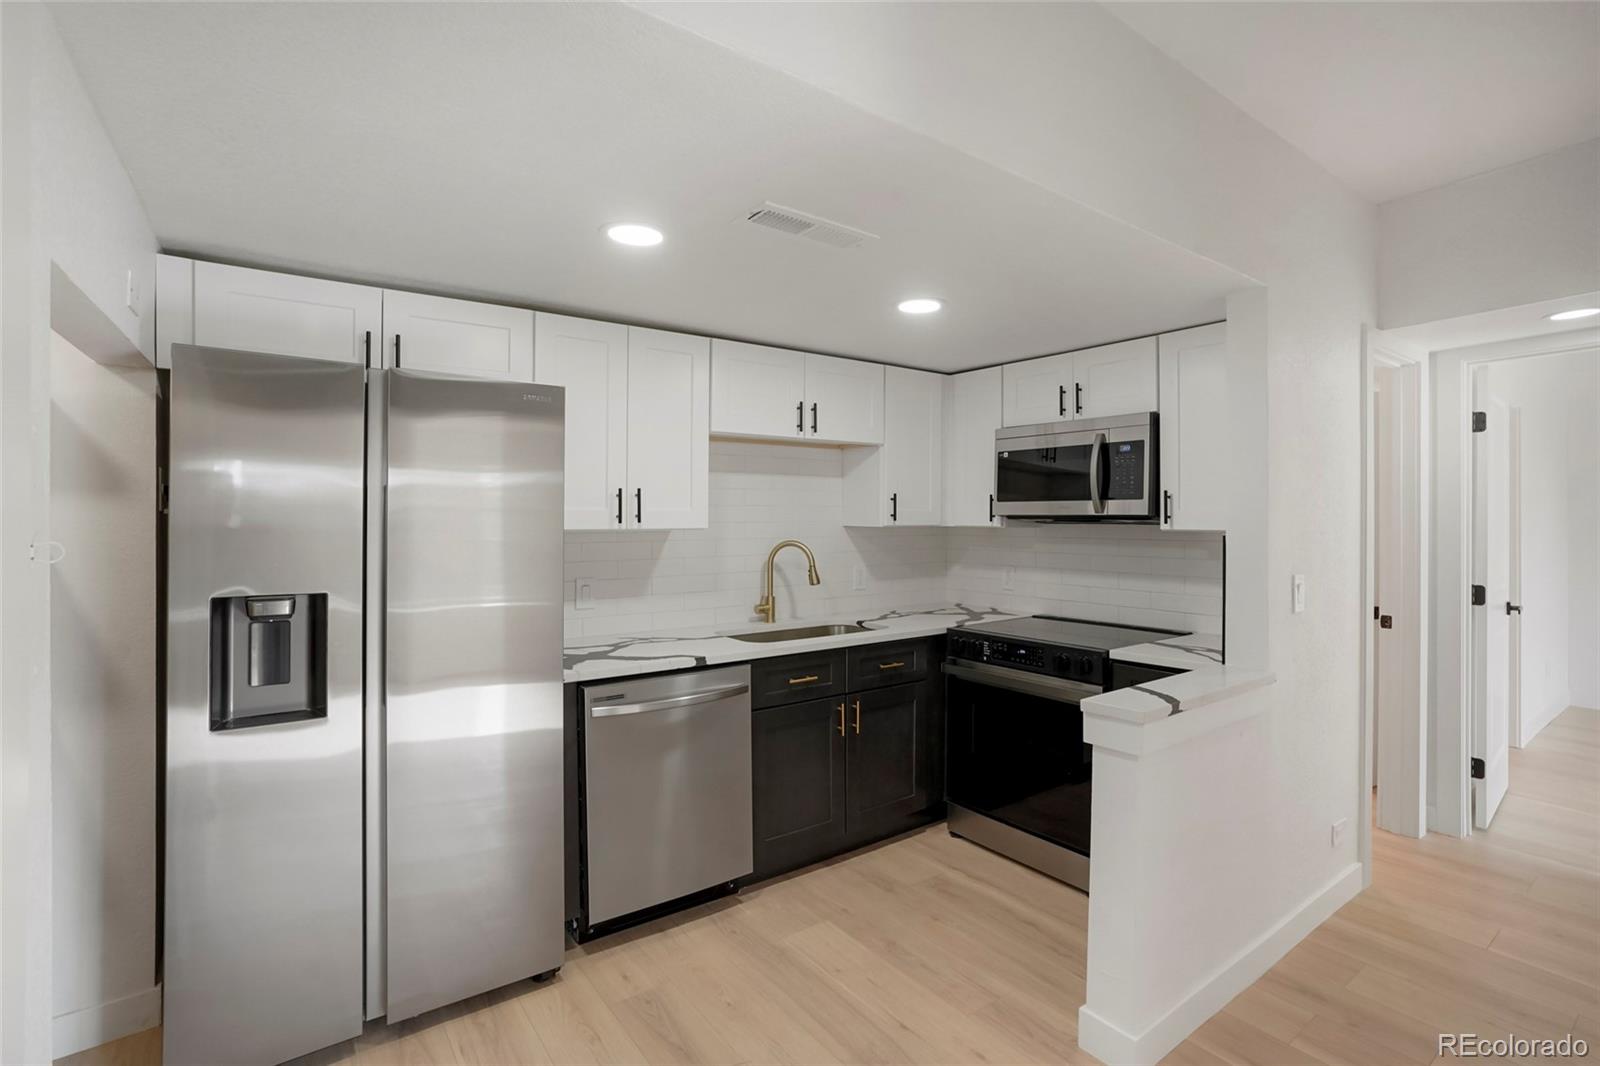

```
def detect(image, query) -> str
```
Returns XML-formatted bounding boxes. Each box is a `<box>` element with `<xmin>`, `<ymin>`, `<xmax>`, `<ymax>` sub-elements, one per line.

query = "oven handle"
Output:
<box><xmin>1089</xmin><ymin>431</ymin><xmax>1106</xmax><ymax>515</ymax></box>
<box><xmin>942</xmin><ymin>660</ymin><xmax>1102</xmax><ymax>703</ymax></box>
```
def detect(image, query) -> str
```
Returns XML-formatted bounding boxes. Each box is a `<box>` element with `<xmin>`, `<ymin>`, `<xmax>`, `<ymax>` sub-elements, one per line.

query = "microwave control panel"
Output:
<box><xmin>1108</xmin><ymin>441</ymin><xmax>1145</xmax><ymax>499</ymax></box>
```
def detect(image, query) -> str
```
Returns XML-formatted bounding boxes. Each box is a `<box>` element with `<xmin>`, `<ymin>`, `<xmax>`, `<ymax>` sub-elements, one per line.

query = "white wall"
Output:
<box><xmin>1379</xmin><ymin>140</ymin><xmax>1600</xmax><ymax>330</ymax></box>
<box><xmin>946</xmin><ymin>525</ymin><xmax>1223</xmax><ymax>637</ymax></box>
<box><xmin>1488</xmin><ymin>351</ymin><xmax>1600</xmax><ymax>736</ymax></box>
<box><xmin>0</xmin><ymin>7</ymin><xmax>158</xmax><ymax>1060</ymax></box>
<box><xmin>48</xmin><ymin>333</ymin><xmax>160</xmax><ymax>1057</ymax></box>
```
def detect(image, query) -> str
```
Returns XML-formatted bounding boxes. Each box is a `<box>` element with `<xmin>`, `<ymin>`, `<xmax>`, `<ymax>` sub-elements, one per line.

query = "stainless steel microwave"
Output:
<box><xmin>993</xmin><ymin>412</ymin><xmax>1159</xmax><ymax>520</ymax></box>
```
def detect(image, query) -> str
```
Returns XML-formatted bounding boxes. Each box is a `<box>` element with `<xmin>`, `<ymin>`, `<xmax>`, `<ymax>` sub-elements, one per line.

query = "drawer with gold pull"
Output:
<box><xmin>845</xmin><ymin>638</ymin><xmax>931</xmax><ymax>691</ymax></box>
<box><xmin>749</xmin><ymin>650</ymin><xmax>848</xmax><ymax>709</ymax></box>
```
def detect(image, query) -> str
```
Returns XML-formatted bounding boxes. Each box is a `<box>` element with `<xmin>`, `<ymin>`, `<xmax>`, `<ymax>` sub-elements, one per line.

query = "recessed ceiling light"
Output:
<box><xmin>898</xmin><ymin>298</ymin><xmax>942</xmax><ymax>315</ymax></box>
<box><xmin>1547</xmin><ymin>307</ymin><xmax>1600</xmax><ymax>321</ymax></box>
<box><xmin>606</xmin><ymin>223</ymin><xmax>663</xmax><ymax>247</ymax></box>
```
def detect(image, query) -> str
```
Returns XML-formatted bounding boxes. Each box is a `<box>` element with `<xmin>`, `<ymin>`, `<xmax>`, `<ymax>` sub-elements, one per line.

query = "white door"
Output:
<box><xmin>1471</xmin><ymin>385</ymin><xmax>1512</xmax><ymax>829</ymax></box>
<box><xmin>533</xmin><ymin>313</ymin><xmax>627</xmax><ymax>530</ymax></box>
<box><xmin>1074</xmin><ymin>337</ymin><xmax>1159</xmax><ymax>419</ymax></box>
<box><xmin>710</xmin><ymin>339</ymin><xmax>808</xmax><ymax>439</ymax></box>
<box><xmin>1157</xmin><ymin>324</ymin><xmax>1228</xmax><ymax>530</ymax></box>
<box><xmin>884</xmin><ymin>367</ymin><xmax>944</xmax><ymax>526</ymax></box>
<box><xmin>626</xmin><ymin>328</ymin><xmax>709</xmax><ymax>529</ymax></box>
<box><xmin>943</xmin><ymin>367</ymin><xmax>1002</xmax><ymax>526</ymax></box>
<box><xmin>1508</xmin><ymin>408</ymin><xmax>1523</xmax><ymax>749</ymax></box>
<box><xmin>1002</xmin><ymin>351</ymin><xmax>1074</xmax><ymax>426</ymax></box>
<box><xmin>383</xmin><ymin>290</ymin><xmax>533</xmax><ymax>381</ymax></box>
<box><xmin>805</xmin><ymin>353</ymin><xmax>884</xmax><ymax>444</ymax></box>
<box><xmin>193</xmin><ymin>261</ymin><xmax>380</xmax><ymax>365</ymax></box>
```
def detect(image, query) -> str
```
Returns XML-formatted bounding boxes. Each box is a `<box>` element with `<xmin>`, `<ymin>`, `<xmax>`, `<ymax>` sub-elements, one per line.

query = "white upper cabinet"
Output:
<box><xmin>382</xmin><ymin>290</ymin><xmax>533</xmax><ymax>381</ymax></box>
<box><xmin>843</xmin><ymin>367</ymin><xmax>943</xmax><ymax>527</ymax></box>
<box><xmin>625</xmin><ymin>329</ymin><xmax>710</xmax><ymax>530</ymax></box>
<box><xmin>1000</xmin><ymin>337</ymin><xmax>1159</xmax><ymax>426</ymax></box>
<box><xmin>1158</xmin><ymin>323</ymin><xmax>1229</xmax><ymax>532</ymax></box>
<box><xmin>943</xmin><ymin>367</ymin><xmax>1003</xmax><ymax>527</ymax></box>
<box><xmin>1001</xmin><ymin>351</ymin><xmax>1074</xmax><ymax>426</ymax></box>
<box><xmin>1073</xmin><ymin>337</ymin><xmax>1158</xmax><ymax>418</ymax></box>
<box><xmin>710</xmin><ymin>340</ymin><xmax>809</xmax><ymax>439</ymax></box>
<box><xmin>533</xmin><ymin>313</ymin><xmax>628</xmax><ymax>530</ymax></box>
<box><xmin>805</xmin><ymin>353</ymin><xmax>883</xmax><ymax>445</ymax></box>
<box><xmin>192</xmin><ymin>261</ymin><xmax>381</xmax><ymax>366</ymax></box>
<box><xmin>709</xmin><ymin>341</ymin><xmax>883</xmax><ymax>444</ymax></box>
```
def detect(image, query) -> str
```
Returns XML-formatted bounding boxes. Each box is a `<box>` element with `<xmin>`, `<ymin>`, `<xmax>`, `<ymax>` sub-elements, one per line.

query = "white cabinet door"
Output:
<box><xmin>533</xmin><ymin>313</ymin><xmax>628</xmax><ymax>530</ymax></box>
<box><xmin>710</xmin><ymin>339</ymin><xmax>808</xmax><ymax>439</ymax></box>
<box><xmin>1157</xmin><ymin>323</ymin><xmax>1229</xmax><ymax>531</ymax></box>
<box><xmin>1074</xmin><ymin>337</ymin><xmax>1158</xmax><ymax>418</ymax></box>
<box><xmin>626</xmin><ymin>328</ymin><xmax>709</xmax><ymax>530</ymax></box>
<box><xmin>1001</xmin><ymin>351</ymin><xmax>1074</xmax><ymax>426</ymax></box>
<box><xmin>942</xmin><ymin>367</ymin><xmax>1002</xmax><ymax>526</ymax></box>
<box><xmin>193</xmin><ymin>261</ymin><xmax>380</xmax><ymax>365</ymax></box>
<box><xmin>805</xmin><ymin>353</ymin><xmax>884</xmax><ymax>444</ymax></box>
<box><xmin>383</xmin><ymin>290</ymin><xmax>533</xmax><ymax>381</ymax></box>
<box><xmin>843</xmin><ymin>367</ymin><xmax>943</xmax><ymax>526</ymax></box>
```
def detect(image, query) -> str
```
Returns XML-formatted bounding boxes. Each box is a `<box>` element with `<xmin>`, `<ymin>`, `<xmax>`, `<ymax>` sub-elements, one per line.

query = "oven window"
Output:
<box><xmin>995</xmin><ymin>443</ymin><xmax>1094</xmax><ymax>504</ymax></box>
<box><xmin>945</xmin><ymin>674</ymin><xmax>1092</xmax><ymax>856</ymax></box>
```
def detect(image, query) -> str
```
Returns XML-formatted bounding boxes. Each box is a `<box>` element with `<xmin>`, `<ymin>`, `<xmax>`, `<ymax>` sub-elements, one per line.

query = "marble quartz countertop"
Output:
<box><xmin>563</xmin><ymin>604</ymin><xmax>1018</xmax><ymax>683</ymax></box>
<box><xmin>1108</xmin><ymin>630</ymin><xmax>1224</xmax><ymax>671</ymax></box>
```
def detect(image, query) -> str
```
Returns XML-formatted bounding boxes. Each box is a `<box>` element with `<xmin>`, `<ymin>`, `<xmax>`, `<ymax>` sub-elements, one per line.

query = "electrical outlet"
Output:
<box><xmin>1002</xmin><ymin>565</ymin><xmax>1016</xmax><ymax>592</ymax></box>
<box><xmin>125</xmin><ymin>269</ymin><xmax>140</xmax><ymax>316</ymax></box>
<box><xmin>1330</xmin><ymin>818</ymin><xmax>1347</xmax><ymax>847</ymax></box>
<box><xmin>1291</xmin><ymin>574</ymin><xmax>1307</xmax><ymax>614</ymax></box>
<box><xmin>575</xmin><ymin>579</ymin><xmax>595</xmax><ymax>611</ymax></box>
<box><xmin>851</xmin><ymin>564</ymin><xmax>867</xmax><ymax>592</ymax></box>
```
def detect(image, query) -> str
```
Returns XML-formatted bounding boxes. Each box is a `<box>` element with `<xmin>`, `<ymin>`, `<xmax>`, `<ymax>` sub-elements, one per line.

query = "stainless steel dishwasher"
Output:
<box><xmin>580</xmin><ymin>664</ymin><xmax>753</xmax><ymax>935</ymax></box>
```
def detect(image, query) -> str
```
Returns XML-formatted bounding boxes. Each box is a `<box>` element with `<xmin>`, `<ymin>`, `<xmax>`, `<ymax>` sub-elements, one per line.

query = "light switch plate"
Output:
<box><xmin>125</xmin><ymin>268</ymin><xmax>140</xmax><ymax>316</ymax></box>
<box><xmin>575</xmin><ymin>579</ymin><xmax>595</xmax><ymax>611</ymax></box>
<box><xmin>1002</xmin><ymin>566</ymin><xmax>1016</xmax><ymax>592</ymax></box>
<box><xmin>1291</xmin><ymin>574</ymin><xmax>1307</xmax><ymax>614</ymax></box>
<box><xmin>851</xmin><ymin>564</ymin><xmax>867</xmax><ymax>592</ymax></box>
<box><xmin>1330</xmin><ymin>818</ymin><xmax>1347</xmax><ymax>847</ymax></box>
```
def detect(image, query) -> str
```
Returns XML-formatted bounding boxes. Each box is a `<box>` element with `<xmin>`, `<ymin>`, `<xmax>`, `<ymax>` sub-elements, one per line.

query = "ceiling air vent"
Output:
<box><xmin>744</xmin><ymin>202</ymin><xmax>878</xmax><ymax>249</ymax></box>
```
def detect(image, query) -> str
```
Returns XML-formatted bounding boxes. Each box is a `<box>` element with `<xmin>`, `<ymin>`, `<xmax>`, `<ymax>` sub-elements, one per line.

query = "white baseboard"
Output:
<box><xmin>53</xmin><ymin>985</ymin><xmax>161</xmax><ymax>1059</ymax></box>
<box><xmin>1077</xmin><ymin>863</ymin><xmax>1362</xmax><ymax>1066</ymax></box>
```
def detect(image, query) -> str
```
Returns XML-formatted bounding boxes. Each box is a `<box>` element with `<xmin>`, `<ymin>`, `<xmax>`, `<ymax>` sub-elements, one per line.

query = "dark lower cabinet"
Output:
<box><xmin>751</xmin><ymin>671</ymin><xmax>942</xmax><ymax>882</ymax></box>
<box><xmin>752</xmin><ymin>695</ymin><xmax>847</xmax><ymax>879</ymax></box>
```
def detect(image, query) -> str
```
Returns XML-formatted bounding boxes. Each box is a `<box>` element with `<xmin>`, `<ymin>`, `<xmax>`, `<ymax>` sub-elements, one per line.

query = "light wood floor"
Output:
<box><xmin>64</xmin><ymin>707</ymin><xmax>1599</xmax><ymax>1066</ymax></box>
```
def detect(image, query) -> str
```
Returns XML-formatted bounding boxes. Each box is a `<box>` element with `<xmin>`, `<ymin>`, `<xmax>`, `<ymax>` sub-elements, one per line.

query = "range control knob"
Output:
<box><xmin>1077</xmin><ymin>655</ymin><xmax>1095</xmax><ymax>675</ymax></box>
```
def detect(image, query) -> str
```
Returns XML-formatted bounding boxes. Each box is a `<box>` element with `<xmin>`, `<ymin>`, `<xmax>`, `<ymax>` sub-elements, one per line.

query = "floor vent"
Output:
<box><xmin>744</xmin><ymin>202</ymin><xmax>878</xmax><ymax>249</ymax></box>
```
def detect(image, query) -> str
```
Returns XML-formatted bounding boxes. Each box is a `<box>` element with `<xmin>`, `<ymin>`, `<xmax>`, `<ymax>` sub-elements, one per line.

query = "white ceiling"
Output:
<box><xmin>1386</xmin><ymin>291</ymin><xmax>1600</xmax><ymax>353</ymax></box>
<box><xmin>1106</xmin><ymin>2</ymin><xmax>1600</xmax><ymax>204</ymax></box>
<box><xmin>49</xmin><ymin>2</ymin><xmax>1247</xmax><ymax>373</ymax></box>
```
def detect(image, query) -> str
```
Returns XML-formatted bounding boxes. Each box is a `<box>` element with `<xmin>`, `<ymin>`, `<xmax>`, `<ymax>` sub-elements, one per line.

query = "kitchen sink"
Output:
<box><xmin>728</xmin><ymin>623</ymin><xmax>874</xmax><ymax>643</ymax></box>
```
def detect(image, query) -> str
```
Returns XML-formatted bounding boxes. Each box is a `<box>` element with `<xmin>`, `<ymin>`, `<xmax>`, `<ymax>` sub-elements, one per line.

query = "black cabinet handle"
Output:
<box><xmin>989</xmin><ymin>493</ymin><xmax>995</xmax><ymax>522</ymax></box>
<box><xmin>634</xmin><ymin>488</ymin><xmax>642</xmax><ymax>525</ymax></box>
<box><xmin>890</xmin><ymin>493</ymin><xmax>898</xmax><ymax>522</ymax></box>
<box><xmin>1058</xmin><ymin>385</ymin><xmax>1066</xmax><ymax>417</ymax></box>
<box><xmin>811</xmin><ymin>403</ymin><xmax>818</xmax><ymax>434</ymax></box>
<box><xmin>1163</xmin><ymin>490</ymin><xmax>1173</xmax><ymax>525</ymax></box>
<box><xmin>797</xmin><ymin>401</ymin><xmax>804</xmax><ymax>433</ymax></box>
<box><xmin>394</xmin><ymin>333</ymin><xmax>402</xmax><ymax>368</ymax></box>
<box><xmin>1075</xmin><ymin>381</ymin><xmax>1083</xmax><ymax>415</ymax></box>
<box><xmin>616</xmin><ymin>488</ymin><xmax>623</xmax><ymax>526</ymax></box>
<box><xmin>364</xmin><ymin>330</ymin><xmax>372</xmax><ymax>367</ymax></box>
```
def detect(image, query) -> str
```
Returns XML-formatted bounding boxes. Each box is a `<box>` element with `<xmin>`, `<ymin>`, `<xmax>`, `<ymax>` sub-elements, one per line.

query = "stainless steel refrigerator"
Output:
<box><xmin>162</xmin><ymin>345</ymin><xmax>565</xmax><ymax>1065</ymax></box>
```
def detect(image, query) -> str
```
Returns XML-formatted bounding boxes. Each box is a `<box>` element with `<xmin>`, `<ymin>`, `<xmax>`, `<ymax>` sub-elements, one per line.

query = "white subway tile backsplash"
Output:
<box><xmin>564</xmin><ymin>441</ymin><xmax>1225</xmax><ymax>643</ymax></box>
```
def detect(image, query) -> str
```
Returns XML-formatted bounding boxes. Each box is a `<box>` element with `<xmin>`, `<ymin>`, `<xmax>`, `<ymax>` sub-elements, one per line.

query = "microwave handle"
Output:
<box><xmin>1089</xmin><ymin>432</ymin><xmax>1107</xmax><ymax>514</ymax></box>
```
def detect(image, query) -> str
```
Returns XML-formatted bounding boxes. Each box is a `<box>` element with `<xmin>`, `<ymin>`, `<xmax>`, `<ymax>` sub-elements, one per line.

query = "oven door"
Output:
<box><xmin>993</xmin><ymin>413</ymin><xmax>1157</xmax><ymax>519</ymax></box>
<box><xmin>943</xmin><ymin>660</ymin><xmax>1097</xmax><ymax>857</ymax></box>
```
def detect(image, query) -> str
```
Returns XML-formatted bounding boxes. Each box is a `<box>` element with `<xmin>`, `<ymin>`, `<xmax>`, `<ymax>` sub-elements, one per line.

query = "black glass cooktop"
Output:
<box><xmin>958</xmin><ymin>615</ymin><xmax>1187</xmax><ymax>652</ymax></box>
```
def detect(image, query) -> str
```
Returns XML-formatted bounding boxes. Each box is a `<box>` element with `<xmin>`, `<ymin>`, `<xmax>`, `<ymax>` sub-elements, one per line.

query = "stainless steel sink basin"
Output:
<box><xmin>728</xmin><ymin>624</ymin><xmax>873</xmax><ymax>643</ymax></box>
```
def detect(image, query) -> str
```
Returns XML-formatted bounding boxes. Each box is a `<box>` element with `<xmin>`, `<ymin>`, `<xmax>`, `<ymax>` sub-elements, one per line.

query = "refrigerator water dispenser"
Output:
<box><xmin>208</xmin><ymin>593</ymin><xmax>328</xmax><ymax>730</ymax></box>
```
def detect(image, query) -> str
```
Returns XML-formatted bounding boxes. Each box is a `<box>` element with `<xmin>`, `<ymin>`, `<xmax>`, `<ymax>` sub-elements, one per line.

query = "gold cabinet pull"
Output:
<box><xmin>853</xmin><ymin>698</ymin><xmax>862</xmax><ymax>735</ymax></box>
<box><xmin>836</xmin><ymin>702</ymin><xmax>845</xmax><ymax>737</ymax></box>
<box><xmin>878</xmin><ymin>661</ymin><xmax>906</xmax><ymax>670</ymax></box>
<box><xmin>788</xmin><ymin>674</ymin><xmax>819</xmax><ymax>685</ymax></box>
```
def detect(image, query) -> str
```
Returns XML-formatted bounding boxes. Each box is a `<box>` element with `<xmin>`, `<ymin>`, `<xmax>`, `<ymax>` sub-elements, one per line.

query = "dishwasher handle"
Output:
<box><xmin>589</xmin><ymin>682</ymin><xmax>750</xmax><ymax>719</ymax></box>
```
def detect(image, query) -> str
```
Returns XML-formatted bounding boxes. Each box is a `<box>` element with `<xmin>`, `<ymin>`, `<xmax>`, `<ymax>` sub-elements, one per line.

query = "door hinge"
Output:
<box><xmin>1470</xmin><ymin>584</ymin><xmax>1486</xmax><ymax>606</ymax></box>
<box><xmin>1472</xmin><ymin>411</ymin><xmax>1486</xmax><ymax>432</ymax></box>
<box><xmin>157</xmin><ymin>468</ymin><xmax>170</xmax><ymax>515</ymax></box>
<box><xmin>1470</xmin><ymin>757</ymin><xmax>1485</xmax><ymax>780</ymax></box>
